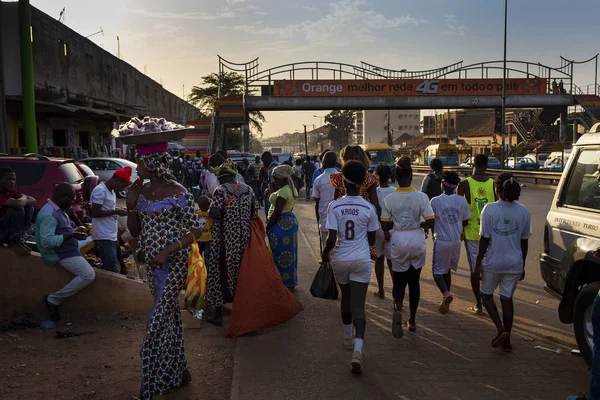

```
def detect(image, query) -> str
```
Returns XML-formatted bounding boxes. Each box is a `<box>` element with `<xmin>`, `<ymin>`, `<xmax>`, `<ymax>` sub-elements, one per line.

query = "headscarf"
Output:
<box><xmin>215</xmin><ymin>163</ymin><xmax>238</xmax><ymax>179</ymax></box>
<box><xmin>272</xmin><ymin>165</ymin><xmax>298</xmax><ymax>199</ymax></box>
<box><xmin>138</xmin><ymin>151</ymin><xmax>173</xmax><ymax>179</ymax></box>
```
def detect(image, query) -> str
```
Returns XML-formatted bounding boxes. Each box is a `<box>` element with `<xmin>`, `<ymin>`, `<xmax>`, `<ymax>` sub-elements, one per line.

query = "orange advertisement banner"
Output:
<box><xmin>274</xmin><ymin>78</ymin><xmax>547</xmax><ymax>97</ymax></box>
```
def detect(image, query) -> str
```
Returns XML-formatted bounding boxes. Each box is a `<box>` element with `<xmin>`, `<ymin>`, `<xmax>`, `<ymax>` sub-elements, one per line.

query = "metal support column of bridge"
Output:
<box><xmin>560</xmin><ymin>107</ymin><xmax>568</xmax><ymax>144</ymax></box>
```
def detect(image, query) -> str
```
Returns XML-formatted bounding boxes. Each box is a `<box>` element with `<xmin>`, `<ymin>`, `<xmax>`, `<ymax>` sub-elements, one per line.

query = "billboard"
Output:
<box><xmin>273</xmin><ymin>78</ymin><xmax>546</xmax><ymax>97</ymax></box>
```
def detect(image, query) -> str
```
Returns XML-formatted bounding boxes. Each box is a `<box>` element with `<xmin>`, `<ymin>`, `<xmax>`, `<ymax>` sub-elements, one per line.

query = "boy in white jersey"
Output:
<box><xmin>430</xmin><ymin>171</ymin><xmax>470</xmax><ymax>314</ymax></box>
<box><xmin>373</xmin><ymin>165</ymin><xmax>396</xmax><ymax>299</ymax></box>
<box><xmin>313</xmin><ymin>152</ymin><xmax>339</xmax><ymax>245</ymax></box>
<box><xmin>323</xmin><ymin>161</ymin><xmax>379</xmax><ymax>374</ymax></box>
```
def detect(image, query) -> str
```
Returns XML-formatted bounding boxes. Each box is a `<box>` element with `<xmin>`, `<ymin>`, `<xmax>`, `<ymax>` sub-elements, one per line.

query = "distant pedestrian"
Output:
<box><xmin>430</xmin><ymin>171</ymin><xmax>470</xmax><ymax>314</ymax></box>
<box><xmin>312</xmin><ymin>152</ymin><xmax>338</xmax><ymax>245</ymax></box>
<box><xmin>322</xmin><ymin>160</ymin><xmax>379</xmax><ymax>374</ymax></box>
<box><xmin>248</xmin><ymin>156</ymin><xmax>263</xmax><ymax>204</ymax></box>
<box><xmin>313</xmin><ymin>155</ymin><xmax>321</xmax><ymax>170</ymax></box>
<box><xmin>261</xmin><ymin>152</ymin><xmax>279</xmax><ymax>217</ymax></box>
<box><xmin>373</xmin><ymin>165</ymin><xmax>395</xmax><ymax>299</ymax></box>
<box><xmin>302</xmin><ymin>156</ymin><xmax>317</xmax><ymax>201</ymax></box>
<box><xmin>457</xmin><ymin>153</ymin><xmax>496</xmax><ymax>314</ymax></box>
<box><xmin>476</xmin><ymin>173</ymin><xmax>530</xmax><ymax>353</ymax></box>
<box><xmin>195</xmin><ymin>195</ymin><xmax>213</xmax><ymax>268</ymax></box>
<box><xmin>421</xmin><ymin>158</ymin><xmax>443</xmax><ymax>200</ymax></box>
<box><xmin>381</xmin><ymin>157</ymin><xmax>434</xmax><ymax>337</ymax></box>
<box><xmin>559</xmin><ymin>79</ymin><xmax>565</xmax><ymax>94</ymax></box>
<box><xmin>552</xmin><ymin>79</ymin><xmax>559</xmax><ymax>94</ymax></box>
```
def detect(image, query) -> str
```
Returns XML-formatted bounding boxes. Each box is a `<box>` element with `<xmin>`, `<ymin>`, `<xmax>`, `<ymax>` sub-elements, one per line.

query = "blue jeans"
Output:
<box><xmin>305</xmin><ymin>178</ymin><xmax>312</xmax><ymax>199</ymax></box>
<box><xmin>590</xmin><ymin>295</ymin><xmax>600</xmax><ymax>400</ymax></box>
<box><xmin>96</xmin><ymin>240</ymin><xmax>118</xmax><ymax>273</ymax></box>
<box><xmin>198</xmin><ymin>240</ymin><xmax>212</xmax><ymax>267</ymax></box>
<box><xmin>0</xmin><ymin>206</ymin><xmax>34</xmax><ymax>244</ymax></box>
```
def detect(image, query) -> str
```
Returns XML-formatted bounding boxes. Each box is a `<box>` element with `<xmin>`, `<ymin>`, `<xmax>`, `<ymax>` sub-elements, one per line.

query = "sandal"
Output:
<box><xmin>373</xmin><ymin>291</ymin><xmax>385</xmax><ymax>299</ymax></box>
<box><xmin>468</xmin><ymin>306</ymin><xmax>483</xmax><ymax>314</ymax></box>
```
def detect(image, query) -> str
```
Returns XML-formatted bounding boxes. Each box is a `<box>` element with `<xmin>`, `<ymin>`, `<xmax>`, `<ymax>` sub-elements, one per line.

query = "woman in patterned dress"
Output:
<box><xmin>126</xmin><ymin>144</ymin><xmax>205</xmax><ymax>399</ymax></box>
<box><xmin>205</xmin><ymin>163</ymin><xmax>259</xmax><ymax>325</ymax></box>
<box><xmin>330</xmin><ymin>146</ymin><xmax>380</xmax><ymax>208</ymax></box>
<box><xmin>265</xmin><ymin>165</ymin><xmax>299</xmax><ymax>288</ymax></box>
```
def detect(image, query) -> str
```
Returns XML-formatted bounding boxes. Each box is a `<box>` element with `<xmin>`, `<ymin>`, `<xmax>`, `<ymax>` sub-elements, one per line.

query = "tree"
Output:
<box><xmin>249</xmin><ymin>134</ymin><xmax>264</xmax><ymax>154</ymax></box>
<box><xmin>324</xmin><ymin>110</ymin><xmax>355</xmax><ymax>150</ymax></box>
<box><xmin>188</xmin><ymin>72</ymin><xmax>266</xmax><ymax>135</ymax></box>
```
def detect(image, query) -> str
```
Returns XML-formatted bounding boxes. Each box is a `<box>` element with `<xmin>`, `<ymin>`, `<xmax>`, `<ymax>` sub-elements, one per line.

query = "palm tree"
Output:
<box><xmin>188</xmin><ymin>72</ymin><xmax>266</xmax><ymax>135</ymax></box>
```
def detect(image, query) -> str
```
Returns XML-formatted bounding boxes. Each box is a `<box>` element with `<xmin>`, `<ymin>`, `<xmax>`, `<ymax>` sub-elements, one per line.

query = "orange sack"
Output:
<box><xmin>226</xmin><ymin>218</ymin><xmax>303</xmax><ymax>338</ymax></box>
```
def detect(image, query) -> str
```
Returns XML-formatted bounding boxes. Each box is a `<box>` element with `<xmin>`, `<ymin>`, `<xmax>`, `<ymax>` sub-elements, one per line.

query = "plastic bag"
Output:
<box><xmin>310</xmin><ymin>262</ymin><xmax>338</xmax><ymax>300</ymax></box>
<box><xmin>185</xmin><ymin>242</ymin><xmax>207</xmax><ymax>310</ymax></box>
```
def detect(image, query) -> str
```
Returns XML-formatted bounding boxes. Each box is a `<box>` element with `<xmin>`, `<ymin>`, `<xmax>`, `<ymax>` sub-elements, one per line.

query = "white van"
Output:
<box><xmin>544</xmin><ymin>150</ymin><xmax>572</xmax><ymax>167</ymax></box>
<box><xmin>540</xmin><ymin>133</ymin><xmax>600</xmax><ymax>366</ymax></box>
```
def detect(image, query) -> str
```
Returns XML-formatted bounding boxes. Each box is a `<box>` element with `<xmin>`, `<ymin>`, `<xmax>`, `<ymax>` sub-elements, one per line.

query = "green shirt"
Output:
<box><xmin>267</xmin><ymin>185</ymin><xmax>296</xmax><ymax>219</ymax></box>
<box><xmin>463</xmin><ymin>177</ymin><xmax>495</xmax><ymax>241</ymax></box>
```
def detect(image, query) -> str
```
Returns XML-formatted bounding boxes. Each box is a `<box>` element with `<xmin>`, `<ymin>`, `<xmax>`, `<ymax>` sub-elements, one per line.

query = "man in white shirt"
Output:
<box><xmin>312</xmin><ymin>152</ymin><xmax>338</xmax><ymax>245</ymax></box>
<box><xmin>322</xmin><ymin>161</ymin><xmax>379</xmax><ymax>374</ymax></box>
<box><xmin>430</xmin><ymin>171</ymin><xmax>470</xmax><ymax>314</ymax></box>
<box><xmin>90</xmin><ymin>167</ymin><xmax>131</xmax><ymax>273</ymax></box>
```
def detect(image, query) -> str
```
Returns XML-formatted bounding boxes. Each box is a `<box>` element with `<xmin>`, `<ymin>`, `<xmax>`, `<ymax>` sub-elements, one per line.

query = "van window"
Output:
<box><xmin>0</xmin><ymin>162</ymin><xmax>46</xmax><ymax>186</ymax></box>
<box><xmin>563</xmin><ymin>149</ymin><xmax>600</xmax><ymax>210</ymax></box>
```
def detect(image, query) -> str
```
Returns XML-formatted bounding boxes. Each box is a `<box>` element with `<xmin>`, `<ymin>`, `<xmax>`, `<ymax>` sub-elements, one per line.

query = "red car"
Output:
<box><xmin>0</xmin><ymin>154</ymin><xmax>95</xmax><ymax>220</ymax></box>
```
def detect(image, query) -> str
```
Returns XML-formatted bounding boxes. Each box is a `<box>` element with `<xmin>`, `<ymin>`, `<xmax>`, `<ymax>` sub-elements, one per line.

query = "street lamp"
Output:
<box><xmin>302</xmin><ymin>124</ymin><xmax>309</xmax><ymax>156</ymax></box>
<box><xmin>500</xmin><ymin>0</ymin><xmax>508</xmax><ymax>169</ymax></box>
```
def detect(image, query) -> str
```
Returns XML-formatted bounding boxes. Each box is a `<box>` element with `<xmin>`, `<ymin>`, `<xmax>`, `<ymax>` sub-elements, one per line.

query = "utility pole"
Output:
<box><xmin>500</xmin><ymin>0</ymin><xmax>508</xmax><ymax>169</ymax></box>
<box><xmin>19</xmin><ymin>0</ymin><xmax>37</xmax><ymax>153</ymax></box>
<box><xmin>117</xmin><ymin>36</ymin><xmax>121</xmax><ymax>59</ymax></box>
<box><xmin>303</xmin><ymin>124</ymin><xmax>308</xmax><ymax>156</ymax></box>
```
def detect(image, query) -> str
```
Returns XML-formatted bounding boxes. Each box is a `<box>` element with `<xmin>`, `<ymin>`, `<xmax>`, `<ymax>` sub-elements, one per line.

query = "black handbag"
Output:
<box><xmin>310</xmin><ymin>262</ymin><xmax>338</xmax><ymax>300</ymax></box>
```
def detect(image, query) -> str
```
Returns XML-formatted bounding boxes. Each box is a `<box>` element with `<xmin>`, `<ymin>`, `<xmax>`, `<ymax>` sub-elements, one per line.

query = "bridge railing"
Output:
<box><xmin>411</xmin><ymin>165</ymin><xmax>562</xmax><ymax>185</ymax></box>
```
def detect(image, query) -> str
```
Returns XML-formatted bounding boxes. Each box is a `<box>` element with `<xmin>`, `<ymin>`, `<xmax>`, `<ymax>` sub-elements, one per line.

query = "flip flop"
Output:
<box><xmin>373</xmin><ymin>291</ymin><xmax>385</xmax><ymax>299</ymax></box>
<box><xmin>468</xmin><ymin>306</ymin><xmax>483</xmax><ymax>314</ymax></box>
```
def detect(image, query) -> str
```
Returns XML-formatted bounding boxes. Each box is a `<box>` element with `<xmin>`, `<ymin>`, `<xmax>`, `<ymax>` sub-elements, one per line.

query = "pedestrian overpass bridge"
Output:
<box><xmin>201</xmin><ymin>55</ymin><xmax>600</xmax><ymax>152</ymax></box>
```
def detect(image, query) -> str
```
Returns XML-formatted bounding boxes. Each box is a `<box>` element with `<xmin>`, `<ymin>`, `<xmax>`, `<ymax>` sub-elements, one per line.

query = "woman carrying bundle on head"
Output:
<box><xmin>381</xmin><ymin>157</ymin><xmax>435</xmax><ymax>338</ymax></box>
<box><xmin>266</xmin><ymin>165</ymin><xmax>300</xmax><ymax>288</ymax></box>
<box><xmin>475</xmin><ymin>172</ymin><xmax>531</xmax><ymax>353</ymax></box>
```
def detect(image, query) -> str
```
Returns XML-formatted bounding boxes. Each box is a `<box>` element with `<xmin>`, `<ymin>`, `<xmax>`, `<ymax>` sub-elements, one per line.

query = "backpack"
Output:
<box><xmin>426</xmin><ymin>173</ymin><xmax>442</xmax><ymax>200</ymax></box>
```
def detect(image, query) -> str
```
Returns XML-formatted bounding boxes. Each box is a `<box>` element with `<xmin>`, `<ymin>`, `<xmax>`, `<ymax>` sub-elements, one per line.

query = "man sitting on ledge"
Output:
<box><xmin>0</xmin><ymin>167</ymin><xmax>37</xmax><ymax>256</ymax></box>
<box><xmin>35</xmin><ymin>183</ymin><xmax>95</xmax><ymax>321</ymax></box>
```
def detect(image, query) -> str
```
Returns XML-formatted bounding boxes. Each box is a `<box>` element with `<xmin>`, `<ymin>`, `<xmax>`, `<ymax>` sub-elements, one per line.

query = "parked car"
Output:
<box><xmin>544</xmin><ymin>150</ymin><xmax>572</xmax><ymax>168</ymax></box>
<box><xmin>460</xmin><ymin>156</ymin><xmax>501</xmax><ymax>168</ymax></box>
<box><xmin>0</xmin><ymin>154</ymin><xmax>90</xmax><ymax>219</ymax></box>
<box><xmin>540</xmin><ymin>156</ymin><xmax>569</xmax><ymax>172</ymax></box>
<box><xmin>75</xmin><ymin>162</ymin><xmax>99</xmax><ymax>200</ymax></box>
<box><xmin>506</xmin><ymin>157</ymin><xmax>540</xmax><ymax>170</ymax></box>
<box><xmin>525</xmin><ymin>152</ymin><xmax>549</xmax><ymax>166</ymax></box>
<box><xmin>540</xmin><ymin>132</ymin><xmax>600</xmax><ymax>366</ymax></box>
<box><xmin>79</xmin><ymin>157</ymin><xmax>138</xmax><ymax>197</ymax></box>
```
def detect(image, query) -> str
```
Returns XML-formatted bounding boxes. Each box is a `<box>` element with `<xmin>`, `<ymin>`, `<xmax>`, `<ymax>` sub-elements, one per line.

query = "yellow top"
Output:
<box><xmin>196</xmin><ymin>210</ymin><xmax>214</xmax><ymax>242</ymax></box>
<box><xmin>463</xmin><ymin>177</ymin><xmax>495</xmax><ymax>241</ymax></box>
<box><xmin>267</xmin><ymin>185</ymin><xmax>296</xmax><ymax>219</ymax></box>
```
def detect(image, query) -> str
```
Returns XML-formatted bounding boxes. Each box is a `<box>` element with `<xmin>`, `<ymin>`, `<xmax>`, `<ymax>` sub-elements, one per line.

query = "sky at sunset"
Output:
<box><xmin>26</xmin><ymin>0</ymin><xmax>600</xmax><ymax>137</ymax></box>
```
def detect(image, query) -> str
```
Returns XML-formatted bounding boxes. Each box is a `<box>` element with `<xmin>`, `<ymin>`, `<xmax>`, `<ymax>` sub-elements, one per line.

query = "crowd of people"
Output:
<box><xmin>1</xmin><ymin>143</ymin><xmax>537</xmax><ymax>397</ymax></box>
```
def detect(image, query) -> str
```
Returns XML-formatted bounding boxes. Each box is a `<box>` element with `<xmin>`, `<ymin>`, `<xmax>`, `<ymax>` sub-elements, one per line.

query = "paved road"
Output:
<box><xmin>232</xmin><ymin>176</ymin><xmax>590</xmax><ymax>400</ymax></box>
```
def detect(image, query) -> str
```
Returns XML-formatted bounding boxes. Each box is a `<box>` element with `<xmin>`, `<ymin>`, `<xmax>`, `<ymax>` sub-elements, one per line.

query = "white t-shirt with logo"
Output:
<box><xmin>91</xmin><ymin>182</ymin><xmax>118</xmax><ymax>241</ymax></box>
<box><xmin>431</xmin><ymin>193</ymin><xmax>470</xmax><ymax>242</ymax></box>
<box><xmin>312</xmin><ymin>168</ymin><xmax>337</xmax><ymax>232</ymax></box>
<box><xmin>376</xmin><ymin>186</ymin><xmax>396</xmax><ymax>211</ymax></box>
<box><xmin>326</xmin><ymin>195</ymin><xmax>379</xmax><ymax>263</ymax></box>
<box><xmin>480</xmin><ymin>200</ymin><xmax>531</xmax><ymax>274</ymax></box>
<box><xmin>381</xmin><ymin>187</ymin><xmax>434</xmax><ymax>231</ymax></box>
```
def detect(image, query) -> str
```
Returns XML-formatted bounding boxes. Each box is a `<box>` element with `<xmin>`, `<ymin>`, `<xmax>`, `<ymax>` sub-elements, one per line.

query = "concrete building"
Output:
<box><xmin>0</xmin><ymin>2</ymin><xmax>200</xmax><ymax>155</ymax></box>
<box><xmin>355</xmin><ymin>110</ymin><xmax>420</xmax><ymax>145</ymax></box>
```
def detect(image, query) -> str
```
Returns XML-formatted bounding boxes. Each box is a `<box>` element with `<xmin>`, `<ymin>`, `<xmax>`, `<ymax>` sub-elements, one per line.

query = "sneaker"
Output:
<box><xmin>43</xmin><ymin>296</ymin><xmax>60</xmax><ymax>321</ymax></box>
<box><xmin>392</xmin><ymin>311</ymin><xmax>403</xmax><ymax>339</ymax></box>
<box><xmin>439</xmin><ymin>293</ymin><xmax>454</xmax><ymax>315</ymax></box>
<box><xmin>351</xmin><ymin>351</ymin><xmax>363</xmax><ymax>374</ymax></box>
<box><xmin>407</xmin><ymin>320</ymin><xmax>417</xmax><ymax>332</ymax></box>
<box><xmin>343</xmin><ymin>337</ymin><xmax>354</xmax><ymax>351</ymax></box>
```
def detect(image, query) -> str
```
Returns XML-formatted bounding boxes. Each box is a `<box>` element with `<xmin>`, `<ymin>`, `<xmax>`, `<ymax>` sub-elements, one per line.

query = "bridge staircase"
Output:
<box><xmin>571</xmin><ymin>85</ymin><xmax>600</xmax><ymax>130</ymax></box>
<box><xmin>506</xmin><ymin>112</ymin><xmax>537</xmax><ymax>142</ymax></box>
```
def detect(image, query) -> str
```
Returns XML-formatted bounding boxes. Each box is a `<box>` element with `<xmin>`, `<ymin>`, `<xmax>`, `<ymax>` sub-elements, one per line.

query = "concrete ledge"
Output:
<box><xmin>0</xmin><ymin>249</ymin><xmax>155</xmax><ymax>319</ymax></box>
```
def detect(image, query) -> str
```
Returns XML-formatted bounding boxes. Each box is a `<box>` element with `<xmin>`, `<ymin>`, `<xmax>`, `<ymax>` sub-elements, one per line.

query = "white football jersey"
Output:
<box><xmin>326</xmin><ymin>195</ymin><xmax>379</xmax><ymax>262</ymax></box>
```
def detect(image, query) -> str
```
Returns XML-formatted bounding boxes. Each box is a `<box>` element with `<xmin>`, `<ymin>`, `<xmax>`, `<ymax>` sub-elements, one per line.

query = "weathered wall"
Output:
<box><xmin>1</xmin><ymin>3</ymin><xmax>199</xmax><ymax>122</ymax></box>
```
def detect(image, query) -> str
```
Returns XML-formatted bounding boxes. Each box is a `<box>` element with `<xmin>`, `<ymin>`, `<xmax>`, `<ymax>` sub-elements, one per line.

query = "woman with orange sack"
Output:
<box><xmin>205</xmin><ymin>163</ymin><xmax>260</xmax><ymax>326</ymax></box>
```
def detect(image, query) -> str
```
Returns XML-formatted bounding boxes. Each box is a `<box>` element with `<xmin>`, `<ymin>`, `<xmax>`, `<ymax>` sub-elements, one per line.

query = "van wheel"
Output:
<box><xmin>574</xmin><ymin>282</ymin><xmax>600</xmax><ymax>367</ymax></box>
